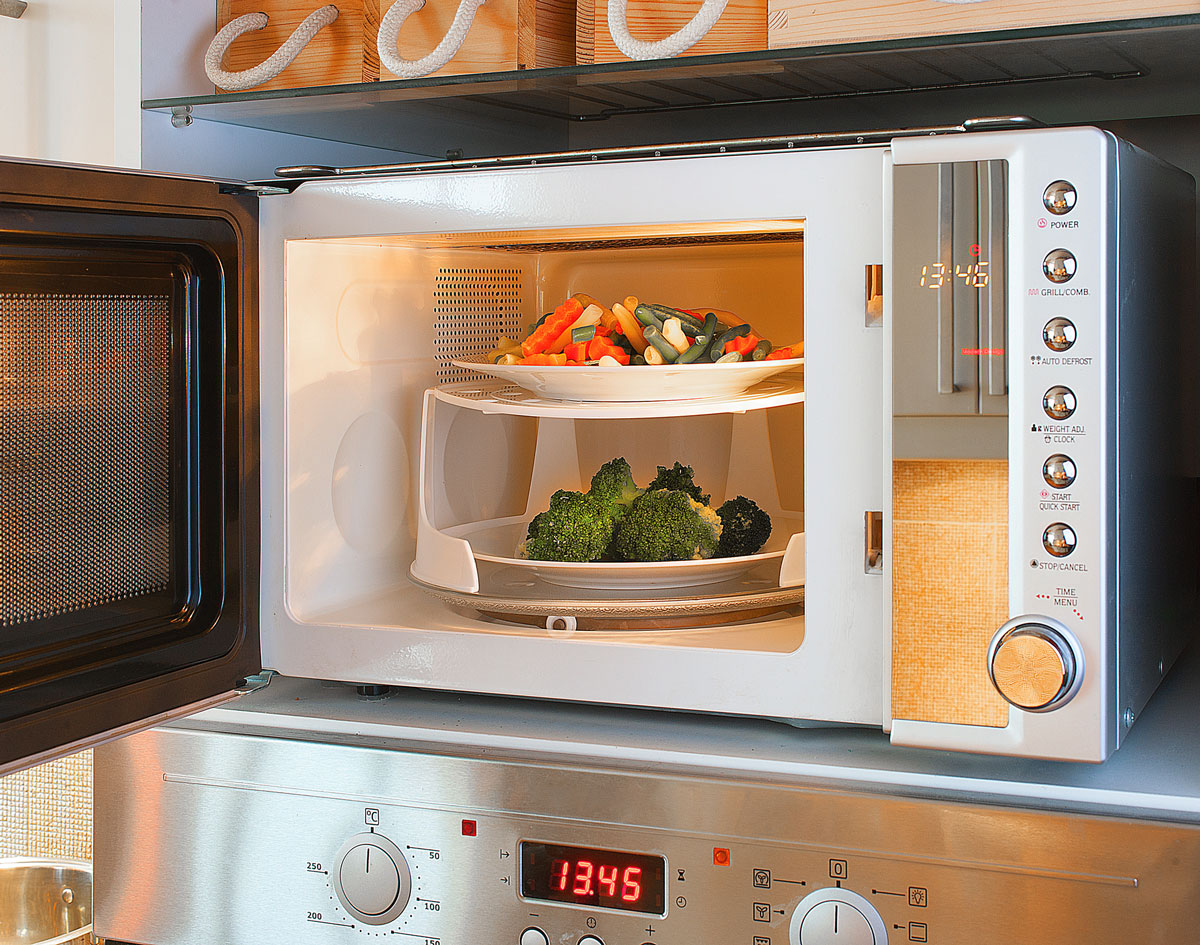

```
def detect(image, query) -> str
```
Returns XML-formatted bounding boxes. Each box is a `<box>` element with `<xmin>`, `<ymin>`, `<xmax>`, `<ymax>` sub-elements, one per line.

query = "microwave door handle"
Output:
<box><xmin>982</xmin><ymin>161</ymin><xmax>1007</xmax><ymax>397</ymax></box>
<box><xmin>937</xmin><ymin>163</ymin><xmax>956</xmax><ymax>395</ymax></box>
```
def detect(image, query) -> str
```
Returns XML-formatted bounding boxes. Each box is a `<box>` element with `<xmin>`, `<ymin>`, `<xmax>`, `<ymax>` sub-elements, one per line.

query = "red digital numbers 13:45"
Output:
<box><xmin>550</xmin><ymin>858</ymin><xmax>643</xmax><ymax>902</ymax></box>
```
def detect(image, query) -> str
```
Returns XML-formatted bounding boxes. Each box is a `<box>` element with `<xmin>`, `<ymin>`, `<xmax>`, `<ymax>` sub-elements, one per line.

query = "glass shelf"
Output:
<box><xmin>144</xmin><ymin>16</ymin><xmax>1200</xmax><ymax>160</ymax></box>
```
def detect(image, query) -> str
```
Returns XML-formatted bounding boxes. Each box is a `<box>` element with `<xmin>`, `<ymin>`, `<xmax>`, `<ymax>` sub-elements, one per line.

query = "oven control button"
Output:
<box><xmin>1043</xmin><ymin>180</ymin><xmax>1078</xmax><ymax>215</ymax></box>
<box><xmin>989</xmin><ymin>618</ymin><xmax>1082</xmax><ymax>711</ymax></box>
<box><xmin>1042</xmin><ymin>248</ymin><xmax>1077</xmax><ymax>283</ymax></box>
<box><xmin>1042</xmin><ymin>454</ymin><xmax>1077</xmax><ymax>489</ymax></box>
<box><xmin>789</xmin><ymin>888</ymin><xmax>886</xmax><ymax>945</ymax></box>
<box><xmin>1042</xmin><ymin>385</ymin><xmax>1076</xmax><ymax>420</ymax></box>
<box><xmin>1042</xmin><ymin>522</ymin><xmax>1077</xmax><ymax>557</ymax></box>
<box><xmin>332</xmin><ymin>833</ymin><xmax>411</xmax><ymax>925</ymax></box>
<box><xmin>520</xmin><ymin>930</ymin><xmax>549</xmax><ymax>945</ymax></box>
<box><xmin>1042</xmin><ymin>317</ymin><xmax>1077</xmax><ymax>351</ymax></box>
<box><xmin>579</xmin><ymin>937</ymin><xmax>605</xmax><ymax>945</ymax></box>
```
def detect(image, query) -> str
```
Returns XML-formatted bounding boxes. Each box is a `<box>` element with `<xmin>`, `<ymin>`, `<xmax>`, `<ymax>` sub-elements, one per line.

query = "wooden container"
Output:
<box><xmin>214</xmin><ymin>0</ymin><xmax>573</xmax><ymax>92</ymax></box>
<box><xmin>214</xmin><ymin>1</ymin><xmax>381</xmax><ymax>92</ymax></box>
<box><xmin>577</xmin><ymin>0</ymin><xmax>767</xmax><ymax>64</ymax></box>
<box><xmin>386</xmin><ymin>0</ymin><xmax>575</xmax><ymax>77</ymax></box>
<box><xmin>767</xmin><ymin>0</ymin><xmax>1200</xmax><ymax>50</ymax></box>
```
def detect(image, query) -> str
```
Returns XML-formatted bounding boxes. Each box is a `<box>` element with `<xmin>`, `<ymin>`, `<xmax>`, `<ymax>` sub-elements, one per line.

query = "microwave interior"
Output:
<box><xmin>282</xmin><ymin>220</ymin><xmax>810</xmax><ymax>650</ymax></box>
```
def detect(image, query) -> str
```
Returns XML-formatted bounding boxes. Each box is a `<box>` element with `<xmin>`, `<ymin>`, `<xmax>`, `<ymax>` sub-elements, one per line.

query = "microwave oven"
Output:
<box><xmin>0</xmin><ymin>120</ymin><xmax>1195</xmax><ymax>773</ymax></box>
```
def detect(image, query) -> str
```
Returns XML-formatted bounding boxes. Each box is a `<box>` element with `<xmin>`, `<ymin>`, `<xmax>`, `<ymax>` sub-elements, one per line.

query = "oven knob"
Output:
<box><xmin>1043</xmin><ymin>180</ymin><xmax>1077</xmax><ymax>215</ymax></box>
<box><xmin>1042</xmin><ymin>454</ymin><xmax>1076</xmax><ymax>489</ymax></box>
<box><xmin>1042</xmin><ymin>385</ymin><xmax>1076</xmax><ymax>420</ymax></box>
<box><xmin>332</xmin><ymin>833</ymin><xmax>411</xmax><ymax>925</ymax></box>
<box><xmin>989</xmin><ymin>617</ymin><xmax>1082</xmax><ymax>711</ymax></box>
<box><xmin>1043</xmin><ymin>248</ymin><xmax>1077</xmax><ymax>283</ymax></box>
<box><xmin>1042</xmin><ymin>522</ymin><xmax>1077</xmax><ymax>557</ymax></box>
<box><xmin>789</xmin><ymin>888</ymin><xmax>887</xmax><ymax>945</ymax></box>
<box><xmin>1042</xmin><ymin>317</ymin><xmax>1076</xmax><ymax>351</ymax></box>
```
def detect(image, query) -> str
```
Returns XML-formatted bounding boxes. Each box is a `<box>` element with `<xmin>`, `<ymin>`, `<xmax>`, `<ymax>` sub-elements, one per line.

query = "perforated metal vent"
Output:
<box><xmin>433</xmin><ymin>267</ymin><xmax>524</xmax><ymax>383</ymax></box>
<box><xmin>0</xmin><ymin>292</ymin><xmax>172</xmax><ymax>626</ymax></box>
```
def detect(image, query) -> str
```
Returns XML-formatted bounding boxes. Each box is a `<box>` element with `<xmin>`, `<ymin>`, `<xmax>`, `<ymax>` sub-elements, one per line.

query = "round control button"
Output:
<box><xmin>1043</xmin><ymin>522</ymin><xmax>1077</xmax><ymax>557</ymax></box>
<box><xmin>789</xmin><ymin>888</ymin><xmax>887</xmax><ymax>945</ymax></box>
<box><xmin>332</xmin><ymin>834</ymin><xmax>412</xmax><ymax>926</ymax></box>
<box><xmin>989</xmin><ymin>618</ymin><xmax>1083</xmax><ymax>711</ymax></box>
<box><xmin>1042</xmin><ymin>385</ymin><xmax>1076</xmax><ymax>420</ymax></box>
<box><xmin>1042</xmin><ymin>317</ymin><xmax>1077</xmax><ymax>351</ymax></box>
<box><xmin>1043</xmin><ymin>454</ymin><xmax>1077</xmax><ymax>489</ymax></box>
<box><xmin>1043</xmin><ymin>180</ymin><xmax>1077</xmax><ymax>215</ymax></box>
<box><xmin>799</xmin><ymin>900</ymin><xmax>875</xmax><ymax>945</ymax></box>
<box><xmin>1043</xmin><ymin>248</ymin><xmax>1077</xmax><ymax>283</ymax></box>
<box><xmin>520</xmin><ymin>929</ymin><xmax>550</xmax><ymax>945</ymax></box>
<box><xmin>579</xmin><ymin>937</ymin><xmax>605</xmax><ymax>945</ymax></box>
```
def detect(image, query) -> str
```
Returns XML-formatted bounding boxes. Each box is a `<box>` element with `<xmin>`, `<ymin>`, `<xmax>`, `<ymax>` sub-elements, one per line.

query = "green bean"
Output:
<box><xmin>752</xmin><ymin>339</ymin><xmax>773</xmax><ymax>361</ymax></box>
<box><xmin>642</xmin><ymin>325</ymin><xmax>680</xmax><ymax>363</ymax></box>
<box><xmin>634</xmin><ymin>304</ymin><xmax>665</xmax><ymax>329</ymax></box>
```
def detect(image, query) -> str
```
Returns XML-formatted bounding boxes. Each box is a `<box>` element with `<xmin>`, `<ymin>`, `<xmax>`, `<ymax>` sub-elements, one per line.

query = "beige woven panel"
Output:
<box><xmin>0</xmin><ymin>751</ymin><xmax>92</xmax><ymax>861</ymax></box>
<box><xmin>892</xmin><ymin>460</ymin><xmax>1009</xmax><ymax>728</ymax></box>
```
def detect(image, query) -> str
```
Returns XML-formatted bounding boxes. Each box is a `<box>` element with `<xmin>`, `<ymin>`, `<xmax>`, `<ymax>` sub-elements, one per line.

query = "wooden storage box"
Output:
<box><xmin>388</xmin><ymin>0</ymin><xmax>575</xmax><ymax>77</ymax></box>
<box><xmin>215</xmin><ymin>1</ymin><xmax>381</xmax><ymax>91</ymax></box>
<box><xmin>214</xmin><ymin>0</ymin><xmax>574</xmax><ymax>92</ymax></box>
<box><xmin>577</xmin><ymin>0</ymin><xmax>767</xmax><ymax>64</ymax></box>
<box><xmin>767</xmin><ymin>0</ymin><xmax>1200</xmax><ymax>50</ymax></box>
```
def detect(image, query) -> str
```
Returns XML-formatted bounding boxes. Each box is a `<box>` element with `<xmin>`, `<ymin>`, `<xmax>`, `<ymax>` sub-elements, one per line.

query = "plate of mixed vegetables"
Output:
<box><xmin>453</xmin><ymin>293</ymin><xmax>803</xmax><ymax>402</ymax></box>
<box><xmin>459</xmin><ymin>457</ymin><xmax>788</xmax><ymax>590</ymax></box>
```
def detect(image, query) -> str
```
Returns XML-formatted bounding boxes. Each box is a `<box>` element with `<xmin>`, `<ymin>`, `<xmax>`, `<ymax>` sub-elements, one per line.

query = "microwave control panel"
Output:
<box><xmin>94</xmin><ymin>724</ymin><xmax>1200</xmax><ymax>945</ymax></box>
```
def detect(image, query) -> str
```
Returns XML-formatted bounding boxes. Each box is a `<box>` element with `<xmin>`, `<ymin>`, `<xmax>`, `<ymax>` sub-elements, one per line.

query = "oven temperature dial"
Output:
<box><xmin>332</xmin><ymin>833</ymin><xmax>412</xmax><ymax>925</ymax></box>
<box><xmin>789</xmin><ymin>887</ymin><xmax>888</xmax><ymax>945</ymax></box>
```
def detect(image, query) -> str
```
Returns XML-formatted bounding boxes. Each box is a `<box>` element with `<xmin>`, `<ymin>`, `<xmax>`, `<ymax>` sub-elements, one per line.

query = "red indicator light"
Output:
<box><xmin>461</xmin><ymin>819</ymin><xmax>477</xmax><ymax>836</ymax></box>
<box><xmin>969</xmin><ymin>243</ymin><xmax>981</xmax><ymax>257</ymax></box>
<box><xmin>713</xmin><ymin>848</ymin><xmax>730</xmax><ymax>866</ymax></box>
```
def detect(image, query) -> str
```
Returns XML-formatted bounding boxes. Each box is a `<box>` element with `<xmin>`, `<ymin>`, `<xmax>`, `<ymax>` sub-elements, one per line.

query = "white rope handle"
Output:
<box><xmin>205</xmin><ymin>4</ymin><xmax>339</xmax><ymax>91</ymax></box>
<box><xmin>607</xmin><ymin>0</ymin><xmax>731</xmax><ymax>60</ymax></box>
<box><xmin>378</xmin><ymin>0</ymin><xmax>487</xmax><ymax>79</ymax></box>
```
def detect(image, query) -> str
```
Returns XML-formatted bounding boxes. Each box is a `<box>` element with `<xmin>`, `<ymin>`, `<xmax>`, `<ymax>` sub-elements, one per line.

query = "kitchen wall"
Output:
<box><xmin>0</xmin><ymin>751</ymin><xmax>92</xmax><ymax>861</ymax></box>
<box><xmin>0</xmin><ymin>0</ymin><xmax>139</xmax><ymax>166</ymax></box>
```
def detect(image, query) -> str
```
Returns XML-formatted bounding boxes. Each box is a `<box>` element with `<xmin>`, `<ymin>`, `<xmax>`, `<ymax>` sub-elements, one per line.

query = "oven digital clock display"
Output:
<box><xmin>519</xmin><ymin>841</ymin><xmax>666</xmax><ymax>915</ymax></box>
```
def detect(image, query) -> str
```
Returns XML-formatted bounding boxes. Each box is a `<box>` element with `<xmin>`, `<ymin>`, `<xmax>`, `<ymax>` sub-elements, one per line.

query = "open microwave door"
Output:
<box><xmin>0</xmin><ymin>160</ymin><xmax>260</xmax><ymax>775</ymax></box>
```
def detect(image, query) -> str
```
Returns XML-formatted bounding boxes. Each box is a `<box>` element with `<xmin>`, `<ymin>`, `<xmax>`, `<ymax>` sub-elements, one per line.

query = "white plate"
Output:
<box><xmin>446</xmin><ymin>518</ymin><xmax>788</xmax><ymax>590</ymax></box>
<box><xmin>452</xmin><ymin>353</ymin><xmax>803</xmax><ymax>402</ymax></box>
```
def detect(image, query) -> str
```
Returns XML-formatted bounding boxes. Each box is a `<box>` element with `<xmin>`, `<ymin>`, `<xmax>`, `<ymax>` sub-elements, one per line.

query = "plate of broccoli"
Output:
<box><xmin>454</xmin><ymin>458</ymin><xmax>791</xmax><ymax>590</ymax></box>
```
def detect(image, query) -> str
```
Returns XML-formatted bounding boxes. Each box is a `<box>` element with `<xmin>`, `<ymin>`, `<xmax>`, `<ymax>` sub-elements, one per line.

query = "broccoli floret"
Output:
<box><xmin>588</xmin><ymin>456</ymin><xmax>642</xmax><ymax>510</ymax></box>
<box><xmin>522</xmin><ymin>489</ymin><xmax>621</xmax><ymax>562</ymax></box>
<box><xmin>646</xmin><ymin>462</ymin><xmax>710</xmax><ymax>506</ymax></box>
<box><xmin>716</xmin><ymin>495</ymin><xmax>772</xmax><ymax>557</ymax></box>
<box><xmin>611</xmin><ymin>489</ymin><xmax>723</xmax><ymax>562</ymax></box>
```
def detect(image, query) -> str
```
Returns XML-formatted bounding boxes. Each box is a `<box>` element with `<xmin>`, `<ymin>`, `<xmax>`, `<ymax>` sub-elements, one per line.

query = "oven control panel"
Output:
<box><xmin>95</xmin><ymin>724</ymin><xmax>1200</xmax><ymax>945</ymax></box>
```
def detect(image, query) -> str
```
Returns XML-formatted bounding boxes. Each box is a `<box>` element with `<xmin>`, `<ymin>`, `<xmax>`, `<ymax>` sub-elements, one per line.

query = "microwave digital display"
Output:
<box><xmin>919</xmin><ymin>260</ymin><xmax>991</xmax><ymax>288</ymax></box>
<box><xmin>520</xmin><ymin>841</ymin><xmax>666</xmax><ymax>915</ymax></box>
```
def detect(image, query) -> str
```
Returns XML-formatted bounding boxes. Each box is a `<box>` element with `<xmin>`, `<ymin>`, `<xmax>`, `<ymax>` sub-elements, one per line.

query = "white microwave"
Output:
<box><xmin>0</xmin><ymin>121</ymin><xmax>1194</xmax><ymax>769</ymax></box>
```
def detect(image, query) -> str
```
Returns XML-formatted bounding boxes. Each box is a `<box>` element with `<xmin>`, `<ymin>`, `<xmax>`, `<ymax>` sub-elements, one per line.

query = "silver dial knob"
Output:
<box><xmin>332</xmin><ymin>833</ymin><xmax>411</xmax><ymax>925</ymax></box>
<box><xmin>1042</xmin><ymin>317</ymin><xmax>1076</xmax><ymax>351</ymax></box>
<box><xmin>1042</xmin><ymin>386</ymin><xmax>1076</xmax><ymax>420</ymax></box>
<box><xmin>1043</xmin><ymin>180</ymin><xmax>1077</xmax><ymax>215</ymax></box>
<box><xmin>989</xmin><ymin>617</ymin><xmax>1083</xmax><ymax>711</ymax></box>
<box><xmin>790</xmin><ymin>888</ymin><xmax>887</xmax><ymax>945</ymax></box>
<box><xmin>1043</xmin><ymin>248</ymin><xmax>1077</xmax><ymax>283</ymax></box>
<box><xmin>1042</xmin><ymin>454</ymin><xmax>1076</xmax><ymax>489</ymax></box>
